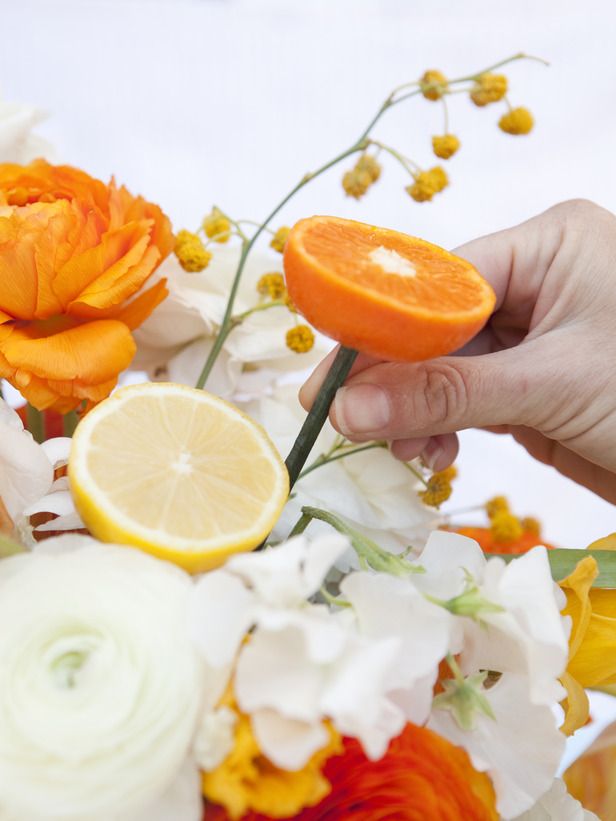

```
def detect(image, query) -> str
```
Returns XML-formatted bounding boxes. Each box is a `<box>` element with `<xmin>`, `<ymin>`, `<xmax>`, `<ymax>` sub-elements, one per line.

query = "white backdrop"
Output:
<box><xmin>1</xmin><ymin>0</ymin><xmax>615</xmax><ymax>548</ymax></box>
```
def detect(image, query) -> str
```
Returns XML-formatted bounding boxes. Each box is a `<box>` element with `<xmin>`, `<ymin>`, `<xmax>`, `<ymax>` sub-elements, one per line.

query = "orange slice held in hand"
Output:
<box><xmin>283</xmin><ymin>216</ymin><xmax>496</xmax><ymax>361</ymax></box>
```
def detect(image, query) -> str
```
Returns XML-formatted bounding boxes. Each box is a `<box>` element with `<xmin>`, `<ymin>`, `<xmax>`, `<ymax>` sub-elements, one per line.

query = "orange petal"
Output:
<box><xmin>111</xmin><ymin>278</ymin><xmax>169</xmax><ymax>330</ymax></box>
<box><xmin>0</xmin><ymin>319</ymin><xmax>135</xmax><ymax>383</ymax></box>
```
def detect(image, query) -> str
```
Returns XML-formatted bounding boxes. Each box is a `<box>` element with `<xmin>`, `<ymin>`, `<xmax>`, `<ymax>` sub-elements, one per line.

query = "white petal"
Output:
<box><xmin>0</xmin><ymin>416</ymin><xmax>54</xmax><ymax>518</ymax></box>
<box><xmin>40</xmin><ymin>437</ymin><xmax>73</xmax><ymax>469</ymax></box>
<box><xmin>512</xmin><ymin>779</ymin><xmax>599</xmax><ymax>820</ymax></box>
<box><xmin>236</xmin><ymin>626</ymin><xmax>326</xmax><ymax>722</ymax></box>
<box><xmin>129</xmin><ymin>757</ymin><xmax>203</xmax><ymax>821</ymax></box>
<box><xmin>193</xmin><ymin>707</ymin><xmax>237</xmax><ymax>772</ymax></box>
<box><xmin>251</xmin><ymin>708</ymin><xmax>329</xmax><ymax>771</ymax></box>
<box><xmin>189</xmin><ymin>570</ymin><xmax>256</xmax><ymax>667</ymax></box>
<box><xmin>411</xmin><ymin>530</ymin><xmax>487</xmax><ymax>598</ymax></box>
<box><xmin>429</xmin><ymin>673</ymin><xmax>566</xmax><ymax>819</ymax></box>
<box><xmin>24</xmin><ymin>489</ymin><xmax>76</xmax><ymax>517</ymax></box>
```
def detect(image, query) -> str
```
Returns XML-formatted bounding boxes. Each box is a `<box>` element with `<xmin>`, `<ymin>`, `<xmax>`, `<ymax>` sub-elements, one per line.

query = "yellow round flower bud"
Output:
<box><xmin>498</xmin><ymin>107</ymin><xmax>534</xmax><ymax>135</ymax></box>
<box><xmin>432</xmin><ymin>134</ymin><xmax>460</xmax><ymax>160</ymax></box>
<box><xmin>490</xmin><ymin>511</ymin><xmax>524</xmax><ymax>544</ymax></box>
<box><xmin>174</xmin><ymin>230</ymin><xmax>212</xmax><ymax>272</ymax></box>
<box><xmin>203</xmin><ymin>207</ymin><xmax>232</xmax><ymax>243</ymax></box>
<box><xmin>342</xmin><ymin>167</ymin><xmax>372</xmax><ymax>200</ymax></box>
<box><xmin>427</xmin><ymin>165</ymin><xmax>448</xmax><ymax>192</ymax></box>
<box><xmin>257</xmin><ymin>272</ymin><xmax>287</xmax><ymax>300</ymax></box>
<box><xmin>355</xmin><ymin>153</ymin><xmax>382</xmax><ymax>182</ymax></box>
<box><xmin>521</xmin><ymin>516</ymin><xmax>542</xmax><ymax>537</ymax></box>
<box><xmin>270</xmin><ymin>226</ymin><xmax>291</xmax><ymax>253</ymax></box>
<box><xmin>420</xmin><ymin>69</ymin><xmax>448</xmax><ymax>101</ymax></box>
<box><xmin>485</xmin><ymin>495</ymin><xmax>509</xmax><ymax>519</ymax></box>
<box><xmin>470</xmin><ymin>73</ymin><xmax>508</xmax><ymax>107</ymax></box>
<box><xmin>419</xmin><ymin>471</ymin><xmax>453</xmax><ymax>507</ymax></box>
<box><xmin>286</xmin><ymin>324</ymin><xmax>315</xmax><ymax>354</ymax></box>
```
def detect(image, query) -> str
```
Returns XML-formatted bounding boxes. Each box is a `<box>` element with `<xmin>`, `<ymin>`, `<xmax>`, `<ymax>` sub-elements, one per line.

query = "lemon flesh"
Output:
<box><xmin>69</xmin><ymin>383</ymin><xmax>289</xmax><ymax>572</ymax></box>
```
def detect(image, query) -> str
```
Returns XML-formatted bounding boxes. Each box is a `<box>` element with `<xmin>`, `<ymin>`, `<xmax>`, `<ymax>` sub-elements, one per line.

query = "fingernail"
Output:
<box><xmin>334</xmin><ymin>384</ymin><xmax>391</xmax><ymax>435</ymax></box>
<box><xmin>421</xmin><ymin>439</ymin><xmax>443</xmax><ymax>471</ymax></box>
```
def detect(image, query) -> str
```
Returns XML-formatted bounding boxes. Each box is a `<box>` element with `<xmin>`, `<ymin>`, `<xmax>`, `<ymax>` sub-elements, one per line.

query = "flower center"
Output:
<box><xmin>369</xmin><ymin>246</ymin><xmax>416</xmax><ymax>278</ymax></box>
<box><xmin>45</xmin><ymin>633</ymin><xmax>100</xmax><ymax>690</ymax></box>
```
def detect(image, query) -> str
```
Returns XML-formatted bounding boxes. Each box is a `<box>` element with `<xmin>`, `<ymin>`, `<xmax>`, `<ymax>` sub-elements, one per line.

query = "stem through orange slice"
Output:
<box><xmin>69</xmin><ymin>383</ymin><xmax>289</xmax><ymax>573</ymax></box>
<box><xmin>284</xmin><ymin>215</ymin><xmax>496</xmax><ymax>361</ymax></box>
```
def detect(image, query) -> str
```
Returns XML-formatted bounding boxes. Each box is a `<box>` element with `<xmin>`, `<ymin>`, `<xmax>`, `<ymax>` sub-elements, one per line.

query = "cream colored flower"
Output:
<box><xmin>133</xmin><ymin>245</ymin><xmax>327</xmax><ymax>397</ymax></box>
<box><xmin>0</xmin><ymin>535</ymin><xmax>226</xmax><ymax>820</ymax></box>
<box><xmin>0</xmin><ymin>95</ymin><xmax>53</xmax><ymax>162</ymax></box>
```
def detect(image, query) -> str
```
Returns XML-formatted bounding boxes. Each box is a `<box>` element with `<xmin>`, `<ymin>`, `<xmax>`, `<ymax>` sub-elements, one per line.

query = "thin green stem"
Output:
<box><xmin>62</xmin><ymin>410</ymin><xmax>79</xmax><ymax>437</ymax></box>
<box><xmin>368</xmin><ymin>140</ymin><xmax>419</xmax><ymax>175</ymax></box>
<box><xmin>319</xmin><ymin>586</ymin><xmax>352</xmax><ymax>608</ymax></box>
<box><xmin>26</xmin><ymin>404</ymin><xmax>45</xmax><ymax>443</ymax></box>
<box><xmin>298</xmin><ymin>442</ymin><xmax>386</xmax><ymax>480</ymax></box>
<box><xmin>287</xmin><ymin>512</ymin><xmax>312</xmax><ymax>538</ymax></box>
<box><xmin>285</xmin><ymin>346</ymin><xmax>358</xmax><ymax>488</ymax></box>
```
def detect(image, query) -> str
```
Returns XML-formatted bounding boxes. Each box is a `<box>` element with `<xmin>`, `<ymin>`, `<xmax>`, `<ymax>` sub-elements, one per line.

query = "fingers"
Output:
<box><xmin>390</xmin><ymin>432</ymin><xmax>459</xmax><ymax>471</ymax></box>
<box><xmin>327</xmin><ymin>345</ymin><xmax>542</xmax><ymax>443</ymax></box>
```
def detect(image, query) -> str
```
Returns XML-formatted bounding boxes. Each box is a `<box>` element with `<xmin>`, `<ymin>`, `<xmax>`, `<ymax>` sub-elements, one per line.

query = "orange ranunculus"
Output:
<box><xmin>204</xmin><ymin>723</ymin><xmax>498</xmax><ymax>821</ymax></box>
<box><xmin>450</xmin><ymin>525</ymin><xmax>554</xmax><ymax>555</ymax></box>
<box><xmin>0</xmin><ymin>160</ymin><xmax>173</xmax><ymax>412</ymax></box>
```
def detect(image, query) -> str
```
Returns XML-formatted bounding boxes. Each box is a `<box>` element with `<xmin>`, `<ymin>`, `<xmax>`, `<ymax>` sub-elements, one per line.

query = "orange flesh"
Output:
<box><xmin>302</xmin><ymin>220</ymin><xmax>487</xmax><ymax>315</ymax></box>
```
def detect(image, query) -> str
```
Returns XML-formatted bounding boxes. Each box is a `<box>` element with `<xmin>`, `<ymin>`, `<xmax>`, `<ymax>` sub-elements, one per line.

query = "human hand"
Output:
<box><xmin>300</xmin><ymin>200</ymin><xmax>616</xmax><ymax>504</ymax></box>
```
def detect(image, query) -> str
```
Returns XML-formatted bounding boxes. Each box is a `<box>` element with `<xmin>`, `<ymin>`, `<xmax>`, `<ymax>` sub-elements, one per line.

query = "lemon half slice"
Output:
<box><xmin>69</xmin><ymin>383</ymin><xmax>289</xmax><ymax>572</ymax></box>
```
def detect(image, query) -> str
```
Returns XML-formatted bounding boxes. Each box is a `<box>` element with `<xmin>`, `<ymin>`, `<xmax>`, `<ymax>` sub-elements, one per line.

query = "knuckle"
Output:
<box><xmin>414</xmin><ymin>363</ymin><xmax>469</xmax><ymax>430</ymax></box>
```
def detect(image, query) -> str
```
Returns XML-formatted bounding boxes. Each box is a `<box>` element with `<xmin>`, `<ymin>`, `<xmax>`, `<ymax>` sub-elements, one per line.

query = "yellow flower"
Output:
<box><xmin>270</xmin><ymin>226</ymin><xmax>291</xmax><ymax>253</ymax></box>
<box><xmin>257</xmin><ymin>272</ymin><xmax>287</xmax><ymax>300</ymax></box>
<box><xmin>406</xmin><ymin>166</ymin><xmax>449</xmax><ymax>203</ymax></box>
<box><xmin>558</xmin><ymin>555</ymin><xmax>616</xmax><ymax>734</ymax></box>
<box><xmin>355</xmin><ymin>153</ymin><xmax>382</xmax><ymax>182</ymax></box>
<box><xmin>563</xmin><ymin>718</ymin><xmax>616</xmax><ymax>819</ymax></box>
<box><xmin>342</xmin><ymin>167</ymin><xmax>372</xmax><ymax>200</ymax></box>
<box><xmin>470</xmin><ymin>73</ymin><xmax>508</xmax><ymax>107</ymax></box>
<box><xmin>419</xmin><ymin>471</ymin><xmax>453</xmax><ymax>508</ymax></box>
<box><xmin>489</xmin><ymin>511</ymin><xmax>523</xmax><ymax>543</ymax></box>
<box><xmin>174</xmin><ymin>230</ymin><xmax>212</xmax><ymax>272</ymax></box>
<box><xmin>498</xmin><ymin>107</ymin><xmax>534</xmax><ymax>135</ymax></box>
<box><xmin>521</xmin><ymin>516</ymin><xmax>541</xmax><ymax>537</ymax></box>
<box><xmin>203</xmin><ymin>207</ymin><xmax>232</xmax><ymax>243</ymax></box>
<box><xmin>202</xmin><ymin>708</ymin><xmax>341</xmax><ymax>820</ymax></box>
<box><xmin>286</xmin><ymin>324</ymin><xmax>315</xmax><ymax>353</ymax></box>
<box><xmin>420</xmin><ymin>69</ymin><xmax>448</xmax><ymax>101</ymax></box>
<box><xmin>485</xmin><ymin>495</ymin><xmax>509</xmax><ymax>519</ymax></box>
<box><xmin>431</xmin><ymin>134</ymin><xmax>460</xmax><ymax>160</ymax></box>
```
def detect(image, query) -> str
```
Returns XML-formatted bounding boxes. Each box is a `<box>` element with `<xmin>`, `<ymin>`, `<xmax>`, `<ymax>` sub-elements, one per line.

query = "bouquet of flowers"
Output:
<box><xmin>0</xmin><ymin>53</ymin><xmax>612</xmax><ymax>820</ymax></box>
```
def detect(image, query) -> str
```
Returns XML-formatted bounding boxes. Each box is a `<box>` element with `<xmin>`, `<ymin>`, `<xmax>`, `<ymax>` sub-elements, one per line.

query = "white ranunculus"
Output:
<box><xmin>0</xmin><ymin>97</ymin><xmax>52</xmax><ymax>163</ymax></box>
<box><xmin>190</xmin><ymin>534</ymin><xmax>452</xmax><ymax>767</ymax></box>
<box><xmin>429</xmin><ymin>673</ymin><xmax>566</xmax><ymax>819</ymax></box>
<box><xmin>512</xmin><ymin>778</ymin><xmax>599</xmax><ymax>820</ymax></box>
<box><xmin>132</xmin><ymin>246</ymin><xmax>328</xmax><ymax>395</ymax></box>
<box><xmin>0</xmin><ymin>534</ymin><xmax>225</xmax><ymax>820</ymax></box>
<box><xmin>243</xmin><ymin>386</ymin><xmax>438</xmax><ymax>555</ymax></box>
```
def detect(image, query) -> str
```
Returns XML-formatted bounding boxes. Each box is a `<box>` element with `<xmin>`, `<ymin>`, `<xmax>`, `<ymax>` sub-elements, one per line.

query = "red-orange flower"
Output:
<box><xmin>0</xmin><ymin>160</ymin><xmax>173</xmax><ymax>412</ymax></box>
<box><xmin>204</xmin><ymin>723</ymin><xmax>498</xmax><ymax>820</ymax></box>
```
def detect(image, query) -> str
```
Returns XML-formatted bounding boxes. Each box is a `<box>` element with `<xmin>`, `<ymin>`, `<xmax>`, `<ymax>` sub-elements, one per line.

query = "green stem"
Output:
<box><xmin>62</xmin><ymin>410</ymin><xmax>79</xmax><ymax>437</ymax></box>
<box><xmin>285</xmin><ymin>346</ymin><xmax>358</xmax><ymax>488</ymax></box>
<box><xmin>298</xmin><ymin>442</ymin><xmax>386</xmax><ymax>480</ymax></box>
<box><xmin>26</xmin><ymin>404</ymin><xmax>45</xmax><ymax>443</ymax></box>
<box><xmin>287</xmin><ymin>512</ymin><xmax>312</xmax><ymax>538</ymax></box>
<box><xmin>195</xmin><ymin>143</ymin><xmax>365</xmax><ymax>390</ymax></box>
<box><xmin>300</xmin><ymin>505</ymin><xmax>422</xmax><ymax>577</ymax></box>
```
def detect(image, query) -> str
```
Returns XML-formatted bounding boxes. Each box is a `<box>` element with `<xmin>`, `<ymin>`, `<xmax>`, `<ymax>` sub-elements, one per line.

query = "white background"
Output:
<box><xmin>1</xmin><ymin>0</ymin><xmax>615</xmax><ymax>546</ymax></box>
<box><xmin>2</xmin><ymin>0</ymin><xmax>616</xmax><ymax>768</ymax></box>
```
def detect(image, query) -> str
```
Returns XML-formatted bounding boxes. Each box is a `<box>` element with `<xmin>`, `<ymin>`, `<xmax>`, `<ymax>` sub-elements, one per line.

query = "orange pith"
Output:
<box><xmin>283</xmin><ymin>216</ymin><xmax>496</xmax><ymax>361</ymax></box>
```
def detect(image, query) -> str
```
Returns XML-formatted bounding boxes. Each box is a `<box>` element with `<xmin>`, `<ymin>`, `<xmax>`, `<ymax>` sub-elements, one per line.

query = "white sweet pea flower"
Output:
<box><xmin>132</xmin><ymin>246</ymin><xmax>327</xmax><ymax>396</ymax></box>
<box><xmin>513</xmin><ymin>778</ymin><xmax>599</xmax><ymax>820</ymax></box>
<box><xmin>243</xmin><ymin>386</ymin><xmax>437</xmax><ymax>555</ymax></box>
<box><xmin>0</xmin><ymin>534</ymin><xmax>225</xmax><ymax>821</ymax></box>
<box><xmin>0</xmin><ymin>95</ymin><xmax>52</xmax><ymax>162</ymax></box>
<box><xmin>190</xmin><ymin>534</ymin><xmax>452</xmax><ymax>768</ymax></box>
<box><xmin>414</xmin><ymin>532</ymin><xmax>569</xmax><ymax>705</ymax></box>
<box><xmin>429</xmin><ymin>673</ymin><xmax>566</xmax><ymax>819</ymax></box>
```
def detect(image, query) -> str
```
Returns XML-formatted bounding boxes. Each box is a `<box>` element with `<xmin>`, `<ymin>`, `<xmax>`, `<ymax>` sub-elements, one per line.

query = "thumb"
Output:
<box><xmin>329</xmin><ymin>342</ymin><xmax>547</xmax><ymax>442</ymax></box>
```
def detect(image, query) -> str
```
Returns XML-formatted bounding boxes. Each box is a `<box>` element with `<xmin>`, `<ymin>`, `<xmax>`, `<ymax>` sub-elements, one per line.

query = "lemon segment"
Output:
<box><xmin>69</xmin><ymin>383</ymin><xmax>289</xmax><ymax>572</ymax></box>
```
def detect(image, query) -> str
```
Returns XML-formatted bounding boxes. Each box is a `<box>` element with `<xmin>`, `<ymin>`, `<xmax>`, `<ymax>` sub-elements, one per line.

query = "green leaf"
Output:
<box><xmin>490</xmin><ymin>549</ymin><xmax>616</xmax><ymax>588</ymax></box>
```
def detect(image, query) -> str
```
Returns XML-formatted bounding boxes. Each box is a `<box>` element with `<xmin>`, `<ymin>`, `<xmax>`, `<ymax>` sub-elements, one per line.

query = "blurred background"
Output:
<box><xmin>2</xmin><ymin>0</ymin><xmax>616</xmax><ymax>767</ymax></box>
<box><xmin>1</xmin><ymin>0</ymin><xmax>615</xmax><ymax>549</ymax></box>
